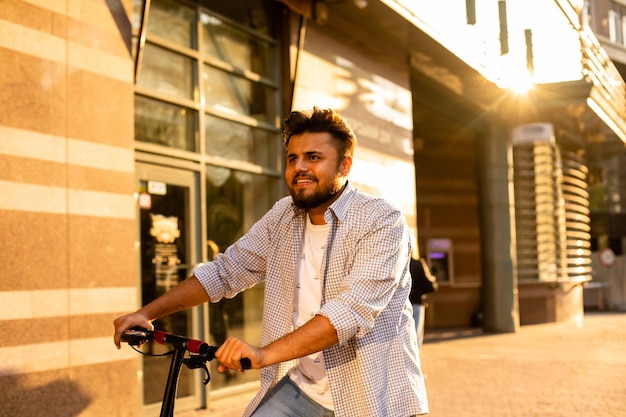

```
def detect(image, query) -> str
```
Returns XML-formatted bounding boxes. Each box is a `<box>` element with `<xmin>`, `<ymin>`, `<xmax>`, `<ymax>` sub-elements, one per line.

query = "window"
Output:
<box><xmin>137</xmin><ymin>43</ymin><xmax>195</xmax><ymax>100</ymax></box>
<box><xmin>609</xmin><ymin>9</ymin><xmax>622</xmax><ymax>43</ymax></box>
<box><xmin>133</xmin><ymin>0</ymin><xmax>281</xmax><ymax>159</ymax></box>
<box><xmin>205</xmin><ymin>167</ymin><xmax>281</xmax><ymax>390</ymax></box>
<box><xmin>135</xmin><ymin>95</ymin><xmax>196</xmax><ymax>151</ymax></box>
<box><xmin>205</xmin><ymin>114</ymin><xmax>281</xmax><ymax>170</ymax></box>
<box><xmin>132</xmin><ymin>0</ymin><xmax>283</xmax><ymax>404</ymax></box>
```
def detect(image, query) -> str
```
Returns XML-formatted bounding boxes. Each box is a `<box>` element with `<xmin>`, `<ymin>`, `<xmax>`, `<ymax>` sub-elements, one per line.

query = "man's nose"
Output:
<box><xmin>294</xmin><ymin>159</ymin><xmax>309</xmax><ymax>171</ymax></box>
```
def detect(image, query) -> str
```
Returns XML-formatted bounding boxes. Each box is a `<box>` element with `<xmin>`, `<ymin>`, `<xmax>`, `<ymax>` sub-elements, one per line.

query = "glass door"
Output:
<box><xmin>135</xmin><ymin>163</ymin><xmax>201</xmax><ymax>415</ymax></box>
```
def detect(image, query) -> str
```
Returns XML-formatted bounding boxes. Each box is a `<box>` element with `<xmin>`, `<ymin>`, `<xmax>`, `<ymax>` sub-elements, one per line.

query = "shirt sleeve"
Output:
<box><xmin>195</xmin><ymin>200</ymin><xmax>282</xmax><ymax>300</ymax></box>
<box><xmin>318</xmin><ymin>200</ymin><xmax>410</xmax><ymax>345</ymax></box>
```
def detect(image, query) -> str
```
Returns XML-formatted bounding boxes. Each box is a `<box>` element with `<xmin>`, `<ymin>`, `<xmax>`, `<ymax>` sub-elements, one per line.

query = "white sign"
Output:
<box><xmin>511</xmin><ymin>123</ymin><xmax>555</xmax><ymax>145</ymax></box>
<box><xmin>148</xmin><ymin>181</ymin><xmax>167</xmax><ymax>195</ymax></box>
<box><xmin>599</xmin><ymin>248</ymin><xmax>616</xmax><ymax>268</ymax></box>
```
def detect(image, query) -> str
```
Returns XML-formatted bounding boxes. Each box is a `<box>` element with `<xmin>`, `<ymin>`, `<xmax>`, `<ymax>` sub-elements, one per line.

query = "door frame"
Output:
<box><xmin>135</xmin><ymin>162</ymin><xmax>205</xmax><ymax>415</ymax></box>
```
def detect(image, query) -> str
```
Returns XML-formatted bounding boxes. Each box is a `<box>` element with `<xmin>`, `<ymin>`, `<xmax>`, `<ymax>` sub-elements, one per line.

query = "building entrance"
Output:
<box><xmin>135</xmin><ymin>163</ymin><xmax>202</xmax><ymax>413</ymax></box>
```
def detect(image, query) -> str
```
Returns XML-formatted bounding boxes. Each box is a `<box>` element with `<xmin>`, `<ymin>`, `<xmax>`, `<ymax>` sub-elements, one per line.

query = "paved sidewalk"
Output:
<box><xmin>421</xmin><ymin>311</ymin><xmax>626</xmax><ymax>417</ymax></box>
<box><xmin>193</xmin><ymin>311</ymin><xmax>626</xmax><ymax>417</ymax></box>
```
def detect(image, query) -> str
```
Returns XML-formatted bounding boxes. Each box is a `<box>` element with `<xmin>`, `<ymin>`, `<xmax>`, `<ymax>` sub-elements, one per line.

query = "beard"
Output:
<box><xmin>289</xmin><ymin>174</ymin><xmax>344</xmax><ymax>210</ymax></box>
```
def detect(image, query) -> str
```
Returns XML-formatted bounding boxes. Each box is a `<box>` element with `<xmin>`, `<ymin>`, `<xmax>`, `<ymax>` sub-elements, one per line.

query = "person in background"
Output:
<box><xmin>113</xmin><ymin>108</ymin><xmax>429</xmax><ymax>417</ymax></box>
<box><xmin>409</xmin><ymin>255</ymin><xmax>438</xmax><ymax>349</ymax></box>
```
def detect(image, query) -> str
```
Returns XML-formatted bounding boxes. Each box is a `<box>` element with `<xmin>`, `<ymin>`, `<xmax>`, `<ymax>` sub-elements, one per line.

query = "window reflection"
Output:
<box><xmin>205</xmin><ymin>167</ymin><xmax>281</xmax><ymax>390</ymax></box>
<box><xmin>135</xmin><ymin>96</ymin><xmax>196</xmax><ymax>151</ymax></box>
<box><xmin>205</xmin><ymin>115</ymin><xmax>281</xmax><ymax>170</ymax></box>
<box><xmin>205</xmin><ymin>166</ymin><xmax>282</xmax><ymax>246</ymax></box>
<box><xmin>138</xmin><ymin>181</ymin><xmax>194</xmax><ymax>404</ymax></box>
<box><xmin>147</xmin><ymin>0</ymin><xmax>196</xmax><ymax>48</ymax></box>
<box><xmin>201</xmin><ymin>13</ymin><xmax>273</xmax><ymax>77</ymax></box>
<box><xmin>203</xmin><ymin>65</ymin><xmax>275</xmax><ymax>123</ymax></box>
<box><xmin>201</xmin><ymin>0</ymin><xmax>273</xmax><ymax>36</ymax></box>
<box><xmin>138</xmin><ymin>43</ymin><xmax>195</xmax><ymax>100</ymax></box>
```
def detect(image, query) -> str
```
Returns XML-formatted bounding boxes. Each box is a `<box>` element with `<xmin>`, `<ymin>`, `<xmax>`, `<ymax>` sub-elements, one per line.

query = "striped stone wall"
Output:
<box><xmin>0</xmin><ymin>1</ymin><xmax>139</xmax><ymax>415</ymax></box>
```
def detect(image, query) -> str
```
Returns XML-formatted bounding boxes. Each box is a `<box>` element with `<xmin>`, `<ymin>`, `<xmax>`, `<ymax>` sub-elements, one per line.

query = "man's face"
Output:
<box><xmin>285</xmin><ymin>132</ymin><xmax>351</xmax><ymax>211</ymax></box>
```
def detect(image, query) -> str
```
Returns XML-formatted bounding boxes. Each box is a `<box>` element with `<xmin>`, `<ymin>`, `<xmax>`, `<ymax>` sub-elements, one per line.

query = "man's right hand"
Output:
<box><xmin>113</xmin><ymin>312</ymin><xmax>153</xmax><ymax>349</ymax></box>
<box><xmin>112</xmin><ymin>275</ymin><xmax>210</xmax><ymax>349</ymax></box>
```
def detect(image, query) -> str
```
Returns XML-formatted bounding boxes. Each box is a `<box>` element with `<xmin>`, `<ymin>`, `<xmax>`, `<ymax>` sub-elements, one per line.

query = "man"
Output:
<box><xmin>113</xmin><ymin>108</ymin><xmax>429</xmax><ymax>417</ymax></box>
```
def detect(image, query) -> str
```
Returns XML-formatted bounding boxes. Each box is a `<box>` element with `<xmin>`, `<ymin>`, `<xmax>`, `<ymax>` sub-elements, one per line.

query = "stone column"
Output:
<box><xmin>476</xmin><ymin>121</ymin><xmax>520</xmax><ymax>333</ymax></box>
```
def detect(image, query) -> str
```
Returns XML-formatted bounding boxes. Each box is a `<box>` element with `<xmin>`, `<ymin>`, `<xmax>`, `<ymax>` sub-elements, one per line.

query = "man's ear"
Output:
<box><xmin>340</xmin><ymin>155</ymin><xmax>353</xmax><ymax>177</ymax></box>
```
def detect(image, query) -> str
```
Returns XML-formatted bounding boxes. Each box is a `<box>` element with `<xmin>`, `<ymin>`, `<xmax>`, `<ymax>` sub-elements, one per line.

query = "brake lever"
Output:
<box><xmin>183</xmin><ymin>354</ymin><xmax>211</xmax><ymax>385</ymax></box>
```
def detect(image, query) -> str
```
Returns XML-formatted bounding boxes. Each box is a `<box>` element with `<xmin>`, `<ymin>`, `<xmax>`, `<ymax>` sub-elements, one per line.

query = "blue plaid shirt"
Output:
<box><xmin>195</xmin><ymin>182</ymin><xmax>429</xmax><ymax>416</ymax></box>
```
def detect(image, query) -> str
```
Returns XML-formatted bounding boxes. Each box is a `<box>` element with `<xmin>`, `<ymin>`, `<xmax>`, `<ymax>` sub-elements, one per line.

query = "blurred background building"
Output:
<box><xmin>1</xmin><ymin>0</ymin><xmax>625</xmax><ymax>415</ymax></box>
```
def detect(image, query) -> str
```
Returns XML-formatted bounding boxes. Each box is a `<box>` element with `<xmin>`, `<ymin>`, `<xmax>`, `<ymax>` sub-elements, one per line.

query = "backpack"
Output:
<box><xmin>409</xmin><ymin>258</ymin><xmax>438</xmax><ymax>303</ymax></box>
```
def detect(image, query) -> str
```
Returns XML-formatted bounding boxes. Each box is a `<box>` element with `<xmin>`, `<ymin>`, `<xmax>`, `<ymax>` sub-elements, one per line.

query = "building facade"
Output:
<box><xmin>581</xmin><ymin>0</ymin><xmax>626</xmax><ymax>310</ymax></box>
<box><xmin>1</xmin><ymin>1</ymin><xmax>137</xmax><ymax>415</ymax></box>
<box><xmin>1</xmin><ymin>0</ymin><xmax>625</xmax><ymax>416</ymax></box>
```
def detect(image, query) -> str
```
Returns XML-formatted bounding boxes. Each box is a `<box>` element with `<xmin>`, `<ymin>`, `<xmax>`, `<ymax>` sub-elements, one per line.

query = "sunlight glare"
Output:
<box><xmin>498</xmin><ymin>69</ymin><xmax>534</xmax><ymax>94</ymax></box>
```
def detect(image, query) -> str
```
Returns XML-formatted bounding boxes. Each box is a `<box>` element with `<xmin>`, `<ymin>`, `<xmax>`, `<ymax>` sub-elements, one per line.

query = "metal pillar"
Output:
<box><xmin>476</xmin><ymin>121</ymin><xmax>520</xmax><ymax>333</ymax></box>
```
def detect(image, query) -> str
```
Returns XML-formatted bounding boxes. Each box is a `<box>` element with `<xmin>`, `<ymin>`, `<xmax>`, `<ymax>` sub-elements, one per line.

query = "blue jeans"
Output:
<box><xmin>413</xmin><ymin>303</ymin><xmax>425</xmax><ymax>349</ymax></box>
<box><xmin>250</xmin><ymin>375</ymin><xmax>334</xmax><ymax>417</ymax></box>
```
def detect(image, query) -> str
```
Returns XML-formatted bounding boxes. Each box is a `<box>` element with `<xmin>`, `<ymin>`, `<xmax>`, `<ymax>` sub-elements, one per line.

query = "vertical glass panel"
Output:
<box><xmin>205</xmin><ymin>114</ymin><xmax>281</xmax><ymax>170</ymax></box>
<box><xmin>203</xmin><ymin>65</ymin><xmax>275</xmax><ymax>123</ymax></box>
<box><xmin>138</xmin><ymin>180</ymin><xmax>194</xmax><ymax>404</ymax></box>
<box><xmin>138</xmin><ymin>43</ymin><xmax>195</xmax><ymax>100</ymax></box>
<box><xmin>201</xmin><ymin>13</ymin><xmax>273</xmax><ymax>77</ymax></box>
<box><xmin>201</xmin><ymin>0</ymin><xmax>274</xmax><ymax>36</ymax></box>
<box><xmin>132</xmin><ymin>0</ymin><xmax>143</xmax><ymax>31</ymax></box>
<box><xmin>131</xmin><ymin>36</ymin><xmax>138</xmax><ymax>61</ymax></box>
<box><xmin>136</xmin><ymin>96</ymin><xmax>196</xmax><ymax>152</ymax></box>
<box><xmin>147</xmin><ymin>0</ymin><xmax>196</xmax><ymax>48</ymax></box>
<box><xmin>131</xmin><ymin>0</ymin><xmax>144</xmax><ymax>59</ymax></box>
<box><xmin>205</xmin><ymin>168</ymin><xmax>282</xmax><ymax>390</ymax></box>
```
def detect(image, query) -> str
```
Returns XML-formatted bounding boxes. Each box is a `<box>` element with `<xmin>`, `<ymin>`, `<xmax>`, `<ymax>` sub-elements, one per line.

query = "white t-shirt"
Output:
<box><xmin>288</xmin><ymin>214</ymin><xmax>333</xmax><ymax>410</ymax></box>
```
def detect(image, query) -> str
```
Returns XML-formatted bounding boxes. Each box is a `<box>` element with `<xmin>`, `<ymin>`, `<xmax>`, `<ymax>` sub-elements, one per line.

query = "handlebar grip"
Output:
<box><xmin>121</xmin><ymin>327</ymin><xmax>251</xmax><ymax>369</ymax></box>
<box><xmin>121</xmin><ymin>327</ymin><xmax>153</xmax><ymax>345</ymax></box>
<box><xmin>240</xmin><ymin>358</ymin><xmax>252</xmax><ymax>370</ymax></box>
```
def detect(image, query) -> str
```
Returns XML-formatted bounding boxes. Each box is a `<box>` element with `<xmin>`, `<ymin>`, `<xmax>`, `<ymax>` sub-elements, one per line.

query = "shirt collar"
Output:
<box><xmin>325</xmin><ymin>181</ymin><xmax>355</xmax><ymax>224</ymax></box>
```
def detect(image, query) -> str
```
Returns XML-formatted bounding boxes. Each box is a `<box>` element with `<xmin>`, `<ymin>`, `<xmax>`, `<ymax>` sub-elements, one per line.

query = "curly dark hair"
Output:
<box><xmin>282</xmin><ymin>108</ymin><xmax>357</xmax><ymax>159</ymax></box>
